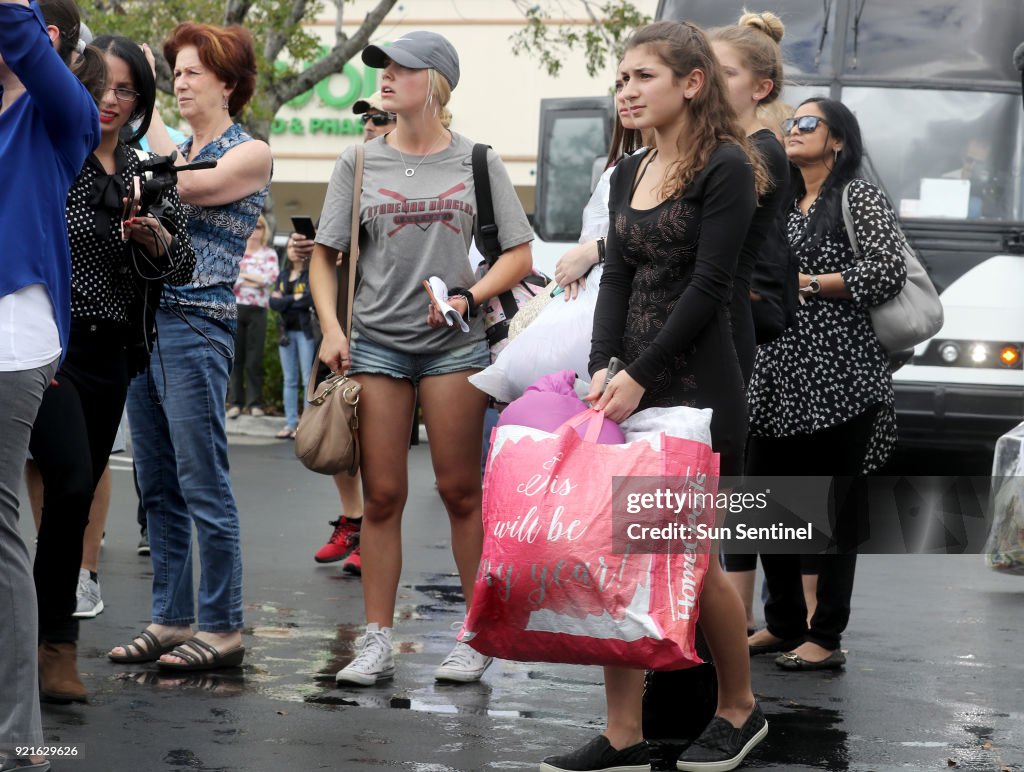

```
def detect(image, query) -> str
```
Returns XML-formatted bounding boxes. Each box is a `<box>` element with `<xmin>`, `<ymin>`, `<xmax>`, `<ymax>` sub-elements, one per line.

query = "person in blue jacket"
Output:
<box><xmin>0</xmin><ymin>0</ymin><xmax>101</xmax><ymax>767</ymax></box>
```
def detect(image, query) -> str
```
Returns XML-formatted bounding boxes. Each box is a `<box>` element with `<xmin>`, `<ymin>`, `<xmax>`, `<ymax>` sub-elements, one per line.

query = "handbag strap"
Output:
<box><xmin>840</xmin><ymin>181</ymin><xmax>861</xmax><ymax>259</ymax></box>
<box><xmin>340</xmin><ymin>144</ymin><xmax>365</xmax><ymax>337</ymax></box>
<box><xmin>306</xmin><ymin>144</ymin><xmax>365</xmax><ymax>403</ymax></box>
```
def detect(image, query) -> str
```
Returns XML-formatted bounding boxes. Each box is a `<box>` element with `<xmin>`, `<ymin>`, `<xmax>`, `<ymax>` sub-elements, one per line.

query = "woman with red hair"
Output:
<box><xmin>109</xmin><ymin>22</ymin><xmax>272</xmax><ymax>672</ymax></box>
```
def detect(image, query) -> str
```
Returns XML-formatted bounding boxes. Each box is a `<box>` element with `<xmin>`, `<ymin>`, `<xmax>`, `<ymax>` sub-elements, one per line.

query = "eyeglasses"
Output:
<box><xmin>107</xmin><ymin>87</ymin><xmax>140</xmax><ymax>103</ymax></box>
<box><xmin>782</xmin><ymin>115</ymin><xmax>828</xmax><ymax>134</ymax></box>
<box><xmin>360</xmin><ymin>112</ymin><xmax>396</xmax><ymax>126</ymax></box>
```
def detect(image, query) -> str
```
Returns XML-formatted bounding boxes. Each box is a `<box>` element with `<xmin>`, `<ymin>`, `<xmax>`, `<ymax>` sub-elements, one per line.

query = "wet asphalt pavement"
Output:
<box><xmin>18</xmin><ymin>438</ymin><xmax>1024</xmax><ymax>772</ymax></box>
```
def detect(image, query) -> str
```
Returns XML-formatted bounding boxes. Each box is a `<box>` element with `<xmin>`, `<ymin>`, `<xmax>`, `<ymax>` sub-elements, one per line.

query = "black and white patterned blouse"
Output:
<box><xmin>747</xmin><ymin>178</ymin><xmax>907</xmax><ymax>472</ymax></box>
<box><xmin>66</xmin><ymin>144</ymin><xmax>194</xmax><ymax>325</ymax></box>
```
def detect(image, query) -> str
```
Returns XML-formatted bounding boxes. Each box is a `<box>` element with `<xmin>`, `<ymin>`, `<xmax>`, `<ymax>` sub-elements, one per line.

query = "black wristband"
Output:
<box><xmin>449</xmin><ymin>286</ymin><xmax>476</xmax><ymax>318</ymax></box>
<box><xmin>596</xmin><ymin>237</ymin><xmax>606</xmax><ymax>264</ymax></box>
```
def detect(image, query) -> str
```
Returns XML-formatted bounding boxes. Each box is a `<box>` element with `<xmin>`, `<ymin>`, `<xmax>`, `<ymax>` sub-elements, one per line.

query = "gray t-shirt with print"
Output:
<box><xmin>316</xmin><ymin>131</ymin><xmax>534</xmax><ymax>353</ymax></box>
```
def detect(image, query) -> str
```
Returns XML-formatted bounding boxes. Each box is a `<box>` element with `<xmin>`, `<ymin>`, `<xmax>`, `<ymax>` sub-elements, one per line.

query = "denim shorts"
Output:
<box><xmin>348</xmin><ymin>329</ymin><xmax>490</xmax><ymax>385</ymax></box>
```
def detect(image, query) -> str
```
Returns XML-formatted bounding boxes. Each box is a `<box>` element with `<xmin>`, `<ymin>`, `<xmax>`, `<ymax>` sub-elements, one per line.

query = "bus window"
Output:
<box><xmin>657</xmin><ymin>0</ymin><xmax>835</xmax><ymax>78</ymax></box>
<box><xmin>843</xmin><ymin>88</ymin><xmax>1023</xmax><ymax>222</ymax></box>
<box><xmin>842</xmin><ymin>0</ymin><xmax>1024</xmax><ymax>81</ymax></box>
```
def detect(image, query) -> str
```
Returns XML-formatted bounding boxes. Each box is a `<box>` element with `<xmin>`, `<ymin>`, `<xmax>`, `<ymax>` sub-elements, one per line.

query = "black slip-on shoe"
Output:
<box><xmin>540</xmin><ymin>735</ymin><xmax>651</xmax><ymax>772</ymax></box>
<box><xmin>676</xmin><ymin>703</ymin><xmax>768</xmax><ymax>772</ymax></box>
<box><xmin>775</xmin><ymin>649</ymin><xmax>846</xmax><ymax>671</ymax></box>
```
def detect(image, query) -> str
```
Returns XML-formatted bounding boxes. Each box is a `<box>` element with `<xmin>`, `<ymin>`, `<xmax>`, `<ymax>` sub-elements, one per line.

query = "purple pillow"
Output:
<box><xmin>497</xmin><ymin>370</ymin><xmax>625</xmax><ymax>444</ymax></box>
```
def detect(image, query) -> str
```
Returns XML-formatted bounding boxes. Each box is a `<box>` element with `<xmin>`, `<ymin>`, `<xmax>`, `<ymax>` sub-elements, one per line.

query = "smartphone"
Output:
<box><xmin>290</xmin><ymin>215</ymin><xmax>317</xmax><ymax>240</ymax></box>
<box><xmin>603</xmin><ymin>357</ymin><xmax>626</xmax><ymax>389</ymax></box>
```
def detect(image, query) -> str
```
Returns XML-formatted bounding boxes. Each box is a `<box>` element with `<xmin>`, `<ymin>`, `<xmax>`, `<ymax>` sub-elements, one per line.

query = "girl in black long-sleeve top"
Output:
<box><xmin>538</xmin><ymin>20</ymin><xmax>768</xmax><ymax>772</ymax></box>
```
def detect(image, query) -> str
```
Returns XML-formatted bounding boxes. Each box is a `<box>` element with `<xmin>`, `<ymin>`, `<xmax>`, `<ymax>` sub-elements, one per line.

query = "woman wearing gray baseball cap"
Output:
<box><xmin>310</xmin><ymin>31</ymin><xmax>535</xmax><ymax>687</ymax></box>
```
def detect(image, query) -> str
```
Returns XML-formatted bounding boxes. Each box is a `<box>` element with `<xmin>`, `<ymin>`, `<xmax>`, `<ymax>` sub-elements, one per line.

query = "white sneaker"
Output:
<box><xmin>226</xmin><ymin>406</ymin><xmax>241</xmax><ymax>419</ymax></box>
<box><xmin>336</xmin><ymin>623</ymin><xmax>395</xmax><ymax>686</ymax></box>
<box><xmin>434</xmin><ymin>640</ymin><xmax>493</xmax><ymax>683</ymax></box>
<box><xmin>73</xmin><ymin>568</ymin><xmax>104</xmax><ymax>619</ymax></box>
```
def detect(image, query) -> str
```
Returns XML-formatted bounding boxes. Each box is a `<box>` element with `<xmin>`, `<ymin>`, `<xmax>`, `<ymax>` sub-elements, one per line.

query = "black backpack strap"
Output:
<box><xmin>472</xmin><ymin>143</ymin><xmax>502</xmax><ymax>264</ymax></box>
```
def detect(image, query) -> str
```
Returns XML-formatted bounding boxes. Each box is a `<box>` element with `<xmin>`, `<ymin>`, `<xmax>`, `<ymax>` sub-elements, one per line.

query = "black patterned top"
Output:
<box><xmin>66</xmin><ymin>144</ymin><xmax>195</xmax><ymax>325</ymax></box>
<box><xmin>589</xmin><ymin>143</ymin><xmax>756</xmax><ymax>475</ymax></box>
<box><xmin>747</xmin><ymin>178</ymin><xmax>907</xmax><ymax>472</ymax></box>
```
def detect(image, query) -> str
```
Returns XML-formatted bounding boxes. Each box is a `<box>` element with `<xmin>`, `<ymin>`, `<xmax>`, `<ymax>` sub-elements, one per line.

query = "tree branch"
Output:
<box><xmin>333</xmin><ymin>0</ymin><xmax>344</xmax><ymax>45</ymax></box>
<box><xmin>270</xmin><ymin>0</ymin><xmax>398</xmax><ymax>109</ymax></box>
<box><xmin>224</xmin><ymin>0</ymin><xmax>254</xmax><ymax>26</ymax></box>
<box><xmin>265</xmin><ymin>0</ymin><xmax>309</xmax><ymax>64</ymax></box>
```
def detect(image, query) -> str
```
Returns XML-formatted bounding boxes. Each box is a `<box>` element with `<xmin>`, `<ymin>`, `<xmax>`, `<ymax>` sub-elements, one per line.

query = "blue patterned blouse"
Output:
<box><xmin>162</xmin><ymin>124</ymin><xmax>270</xmax><ymax>330</ymax></box>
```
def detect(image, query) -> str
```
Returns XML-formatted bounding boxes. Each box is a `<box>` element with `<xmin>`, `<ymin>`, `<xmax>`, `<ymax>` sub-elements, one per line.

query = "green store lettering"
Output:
<box><xmin>271</xmin><ymin>45</ymin><xmax>377</xmax><ymax>136</ymax></box>
<box><xmin>272</xmin><ymin>117</ymin><xmax>364</xmax><ymax>136</ymax></box>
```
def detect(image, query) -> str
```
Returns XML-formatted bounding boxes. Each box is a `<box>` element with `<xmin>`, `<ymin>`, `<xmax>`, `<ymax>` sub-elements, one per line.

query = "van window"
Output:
<box><xmin>844</xmin><ymin>87</ymin><xmax>1023</xmax><ymax>222</ymax></box>
<box><xmin>536</xmin><ymin>112</ymin><xmax>608</xmax><ymax>242</ymax></box>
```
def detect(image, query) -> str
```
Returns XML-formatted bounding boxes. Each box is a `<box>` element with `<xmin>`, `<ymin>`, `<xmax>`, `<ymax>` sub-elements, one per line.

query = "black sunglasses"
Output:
<box><xmin>782</xmin><ymin>115</ymin><xmax>828</xmax><ymax>134</ymax></box>
<box><xmin>360</xmin><ymin>112</ymin><xmax>396</xmax><ymax>126</ymax></box>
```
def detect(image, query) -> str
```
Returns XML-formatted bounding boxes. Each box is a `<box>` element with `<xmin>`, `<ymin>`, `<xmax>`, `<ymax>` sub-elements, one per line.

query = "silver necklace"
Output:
<box><xmin>395</xmin><ymin>131</ymin><xmax>447</xmax><ymax>177</ymax></box>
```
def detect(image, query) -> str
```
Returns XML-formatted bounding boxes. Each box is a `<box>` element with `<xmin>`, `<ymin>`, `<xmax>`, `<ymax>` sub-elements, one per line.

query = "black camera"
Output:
<box><xmin>133</xmin><ymin>150</ymin><xmax>217</xmax><ymax>218</ymax></box>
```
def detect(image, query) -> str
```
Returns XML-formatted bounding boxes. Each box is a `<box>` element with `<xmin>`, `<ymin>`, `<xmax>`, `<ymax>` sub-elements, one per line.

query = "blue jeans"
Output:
<box><xmin>348</xmin><ymin>328</ymin><xmax>490</xmax><ymax>384</ymax></box>
<box><xmin>127</xmin><ymin>309</ymin><xmax>243</xmax><ymax>632</ymax></box>
<box><xmin>278</xmin><ymin>328</ymin><xmax>315</xmax><ymax>430</ymax></box>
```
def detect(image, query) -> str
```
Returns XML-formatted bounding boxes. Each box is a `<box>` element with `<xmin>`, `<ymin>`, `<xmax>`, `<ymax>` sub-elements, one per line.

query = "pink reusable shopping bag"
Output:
<box><xmin>463</xmin><ymin>409</ymin><xmax>719</xmax><ymax>671</ymax></box>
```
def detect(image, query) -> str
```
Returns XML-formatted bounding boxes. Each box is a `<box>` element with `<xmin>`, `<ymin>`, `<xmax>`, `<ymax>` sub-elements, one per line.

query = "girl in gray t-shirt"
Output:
<box><xmin>310</xmin><ymin>31</ymin><xmax>534</xmax><ymax>689</ymax></box>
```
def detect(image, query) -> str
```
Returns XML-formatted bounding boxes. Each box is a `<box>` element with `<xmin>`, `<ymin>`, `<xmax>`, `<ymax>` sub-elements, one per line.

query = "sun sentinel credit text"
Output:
<box><xmin>623</xmin><ymin>487</ymin><xmax>812</xmax><ymax>542</ymax></box>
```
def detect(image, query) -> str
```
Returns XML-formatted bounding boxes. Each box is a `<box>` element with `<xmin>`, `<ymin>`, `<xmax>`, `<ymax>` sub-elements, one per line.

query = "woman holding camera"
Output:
<box><xmin>112</xmin><ymin>22</ymin><xmax>271</xmax><ymax>672</ymax></box>
<box><xmin>1</xmin><ymin>0</ymin><xmax>100</xmax><ymax>760</ymax></box>
<box><xmin>28</xmin><ymin>33</ymin><xmax>195</xmax><ymax>704</ymax></box>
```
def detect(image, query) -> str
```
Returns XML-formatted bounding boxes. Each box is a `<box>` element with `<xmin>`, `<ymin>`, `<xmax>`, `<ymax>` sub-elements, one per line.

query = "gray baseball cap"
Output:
<box><xmin>362</xmin><ymin>31</ymin><xmax>460</xmax><ymax>90</ymax></box>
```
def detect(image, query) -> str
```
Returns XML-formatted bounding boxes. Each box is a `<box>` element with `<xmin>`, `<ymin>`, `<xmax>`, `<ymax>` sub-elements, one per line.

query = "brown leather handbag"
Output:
<box><xmin>294</xmin><ymin>145</ymin><xmax>364</xmax><ymax>476</ymax></box>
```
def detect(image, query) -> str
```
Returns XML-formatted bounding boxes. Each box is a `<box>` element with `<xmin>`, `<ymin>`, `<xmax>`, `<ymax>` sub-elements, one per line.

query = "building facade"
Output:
<box><xmin>268</xmin><ymin>0</ymin><xmax>657</xmax><ymax>223</ymax></box>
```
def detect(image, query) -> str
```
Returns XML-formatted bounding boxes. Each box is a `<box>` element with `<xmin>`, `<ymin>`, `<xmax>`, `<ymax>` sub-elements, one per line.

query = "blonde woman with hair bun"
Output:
<box><xmin>709</xmin><ymin>12</ymin><xmax>792</xmax><ymax>382</ymax></box>
<box><xmin>708</xmin><ymin>13</ymin><xmax>795</xmax><ymax>638</ymax></box>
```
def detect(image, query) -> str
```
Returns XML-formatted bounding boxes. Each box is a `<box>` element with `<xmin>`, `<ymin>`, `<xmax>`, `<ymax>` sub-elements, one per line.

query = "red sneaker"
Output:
<box><xmin>314</xmin><ymin>517</ymin><xmax>360</xmax><ymax>563</ymax></box>
<box><xmin>341</xmin><ymin>546</ymin><xmax>362</xmax><ymax>576</ymax></box>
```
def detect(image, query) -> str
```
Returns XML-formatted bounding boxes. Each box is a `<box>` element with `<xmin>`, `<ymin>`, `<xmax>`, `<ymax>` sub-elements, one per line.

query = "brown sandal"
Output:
<box><xmin>108</xmin><ymin>629</ymin><xmax>189</xmax><ymax>664</ymax></box>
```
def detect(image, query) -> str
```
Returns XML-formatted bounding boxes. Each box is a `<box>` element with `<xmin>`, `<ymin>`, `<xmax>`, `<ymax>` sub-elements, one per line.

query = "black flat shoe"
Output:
<box><xmin>540</xmin><ymin>735</ymin><xmax>651</xmax><ymax>772</ymax></box>
<box><xmin>676</xmin><ymin>704</ymin><xmax>768</xmax><ymax>772</ymax></box>
<box><xmin>774</xmin><ymin>649</ymin><xmax>846</xmax><ymax>671</ymax></box>
<box><xmin>747</xmin><ymin>635</ymin><xmax>804</xmax><ymax>656</ymax></box>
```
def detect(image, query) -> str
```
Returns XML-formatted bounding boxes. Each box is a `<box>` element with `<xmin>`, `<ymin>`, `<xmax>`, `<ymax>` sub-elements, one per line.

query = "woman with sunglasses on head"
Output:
<box><xmin>110</xmin><ymin>22</ymin><xmax>272</xmax><ymax>673</ymax></box>
<box><xmin>1</xmin><ymin>0</ymin><xmax>99</xmax><ymax>765</ymax></box>
<box><xmin>540</xmin><ymin>20</ymin><xmax>769</xmax><ymax>772</ymax></box>
<box><xmin>311</xmin><ymin>31</ymin><xmax>534</xmax><ymax>687</ymax></box>
<box><xmin>745</xmin><ymin>98</ymin><xmax>907</xmax><ymax>671</ymax></box>
<box><xmin>26</xmin><ymin>33</ymin><xmax>195</xmax><ymax>705</ymax></box>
